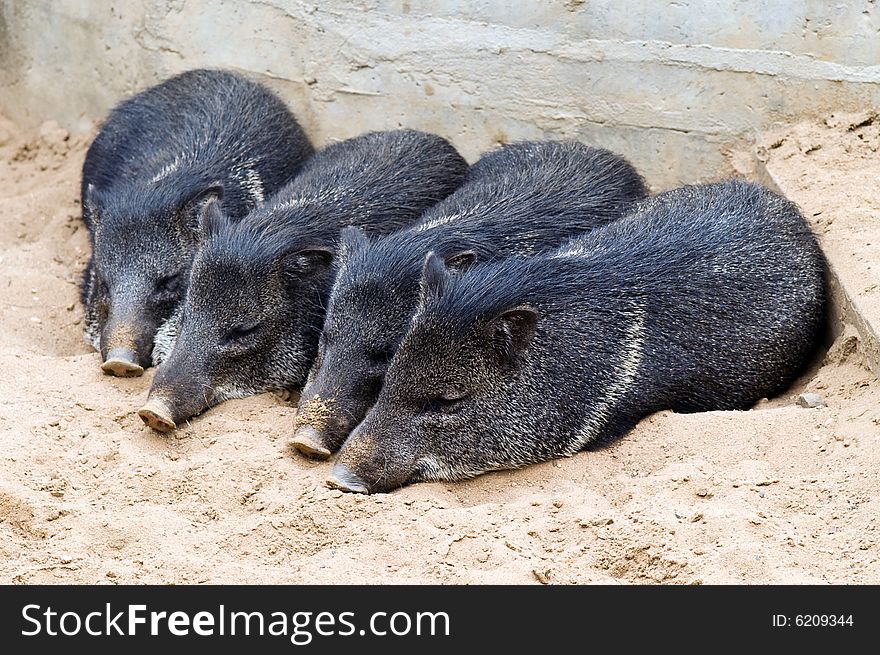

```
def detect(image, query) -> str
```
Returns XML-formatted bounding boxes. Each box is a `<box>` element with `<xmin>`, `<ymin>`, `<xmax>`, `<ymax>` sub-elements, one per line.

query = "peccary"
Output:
<box><xmin>81</xmin><ymin>68</ymin><xmax>313</xmax><ymax>377</ymax></box>
<box><xmin>292</xmin><ymin>141</ymin><xmax>647</xmax><ymax>458</ymax></box>
<box><xmin>329</xmin><ymin>179</ymin><xmax>827</xmax><ymax>493</ymax></box>
<box><xmin>138</xmin><ymin>129</ymin><xmax>468</xmax><ymax>432</ymax></box>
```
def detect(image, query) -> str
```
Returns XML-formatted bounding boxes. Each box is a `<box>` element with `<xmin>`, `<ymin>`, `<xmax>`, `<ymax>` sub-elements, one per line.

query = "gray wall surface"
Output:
<box><xmin>1</xmin><ymin>0</ymin><xmax>879</xmax><ymax>188</ymax></box>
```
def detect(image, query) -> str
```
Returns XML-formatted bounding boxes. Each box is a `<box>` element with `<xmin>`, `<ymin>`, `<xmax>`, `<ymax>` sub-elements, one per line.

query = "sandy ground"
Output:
<box><xmin>0</xmin><ymin>116</ymin><xmax>878</xmax><ymax>585</ymax></box>
<box><xmin>760</xmin><ymin>110</ymin><xmax>880</xmax><ymax>372</ymax></box>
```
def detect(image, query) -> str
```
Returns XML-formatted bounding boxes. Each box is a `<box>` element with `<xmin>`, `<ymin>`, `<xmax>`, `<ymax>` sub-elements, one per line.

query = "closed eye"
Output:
<box><xmin>155</xmin><ymin>272</ymin><xmax>182</xmax><ymax>295</ymax></box>
<box><xmin>425</xmin><ymin>389</ymin><xmax>469</xmax><ymax>413</ymax></box>
<box><xmin>366</xmin><ymin>344</ymin><xmax>395</xmax><ymax>366</ymax></box>
<box><xmin>223</xmin><ymin>323</ymin><xmax>260</xmax><ymax>347</ymax></box>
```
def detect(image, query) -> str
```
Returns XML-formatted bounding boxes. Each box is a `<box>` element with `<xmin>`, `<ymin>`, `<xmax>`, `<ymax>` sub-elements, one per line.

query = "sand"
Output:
<box><xmin>760</xmin><ymin>110</ymin><xmax>880</xmax><ymax>374</ymax></box>
<box><xmin>0</xmin><ymin>116</ymin><xmax>878</xmax><ymax>585</ymax></box>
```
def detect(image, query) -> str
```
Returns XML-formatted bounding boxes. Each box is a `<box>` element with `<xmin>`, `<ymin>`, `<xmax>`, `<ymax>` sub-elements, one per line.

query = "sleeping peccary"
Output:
<box><xmin>137</xmin><ymin>129</ymin><xmax>468</xmax><ymax>432</ymax></box>
<box><xmin>81</xmin><ymin>68</ymin><xmax>313</xmax><ymax>377</ymax></box>
<box><xmin>328</xmin><ymin>179</ymin><xmax>827</xmax><ymax>494</ymax></box>
<box><xmin>292</xmin><ymin>141</ymin><xmax>647</xmax><ymax>458</ymax></box>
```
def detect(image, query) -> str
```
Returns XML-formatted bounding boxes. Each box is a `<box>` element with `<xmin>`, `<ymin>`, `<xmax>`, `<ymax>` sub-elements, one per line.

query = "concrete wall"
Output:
<box><xmin>1</xmin><ymin>0</ymin><xmax>879</xmax><ymax>188</ymax></box>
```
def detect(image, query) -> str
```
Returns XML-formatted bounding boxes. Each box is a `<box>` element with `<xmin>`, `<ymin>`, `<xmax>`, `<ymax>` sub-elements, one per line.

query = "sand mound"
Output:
<box><xmin>0</xmin><ymin>118</ymin><xmax>877</xmax><ymax>584</ymax></box>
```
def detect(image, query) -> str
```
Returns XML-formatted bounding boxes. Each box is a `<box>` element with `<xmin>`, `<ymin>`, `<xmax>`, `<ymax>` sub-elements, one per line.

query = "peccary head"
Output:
<box><xmin>138</xmin><ymin>199</ymin><xmax>332</xmax><ymax>431</ymax></box>
<box><xmin>84</xmin><ymin>182</ymin><xmax>223</xmax><ymax>376</ymax></box>
<box><xmin>294</xmin><ymin>227</ymin><xmax>476</xmax><ymax>458</ymax></box>
<box><xmin>330</xmin><ymin>252</ymin><xmax>539</xmax><ymax>493</ymax></box>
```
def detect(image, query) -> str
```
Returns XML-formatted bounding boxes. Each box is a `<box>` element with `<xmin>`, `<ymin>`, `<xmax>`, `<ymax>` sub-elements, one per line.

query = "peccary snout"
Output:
<box><xmin>326</xmin><ymin>463</ymin><xmax>370</xmax><ymax>495</ymax></box>
<box><xmin>138</xmin><ymin>352</ymin><xmax>215</xmax><ymax>432</ymax></box>
<box><xmin>290</xmin><ymin>425</ymin><xmax>332</xmax><ymax>459</ymax></box>
<box><xmin>330</xmin><ymin>421</ymin><xmax>423</xmax><ymax>494</ymax></box>
<box><xmin>100</xmin><ymin>301</ymin><xmax>158</xmax><ymax>377</ymax></box>
<box><xmin>101</xmin><ymin>349</ymin><xmax>144</xmax><ymax>377</ymax></box>
<box><xmin>137</xmin><ymin>396</ymin><xmax>177</xmax><ymax>433</ymax></box>
<box><xmin>291</xmin><ymin>377</ymin><xmax>380</xmax><ymax>458</ymax></box>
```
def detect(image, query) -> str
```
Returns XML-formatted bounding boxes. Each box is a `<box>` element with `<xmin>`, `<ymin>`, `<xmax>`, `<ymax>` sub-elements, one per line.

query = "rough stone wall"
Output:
<box><xmin>1</xmin><ymin>0</ymin><xmax>878</xmax><ymax>188</ymax></box>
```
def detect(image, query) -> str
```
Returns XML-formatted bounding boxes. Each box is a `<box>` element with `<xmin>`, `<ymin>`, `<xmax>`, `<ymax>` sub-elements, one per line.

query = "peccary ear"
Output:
<box><xmin>197</xmin><ymin>196</ymin><xmax>228</xmax><ymax>238</ymax></box>
<box><xmin>337</xmin><ymin>226</ymin><xmax>370</xmax><ymax>265</ymax></box>
<box><xmin>444</xmin><ymin>249</ymin><xmax>477</xmax><ymax>273</ymax></box>
<box><xmin>484</xmin><ymin>305</ymin><xmax>538</xmax><ymax>369</ymax></box>
<box><xmin>180</xmin><ymin>184</ymin><xmax>224</xmax><ymax>237</ymax></box>
<box><xmin>280</xmin><ymin>246</ymin><xmax>335</xmax><ymax>279</ymax></box>
<box><xmin>418</xmin><ymin>251</ymin><xmax>449</xmax><ymax>306</ymax></box>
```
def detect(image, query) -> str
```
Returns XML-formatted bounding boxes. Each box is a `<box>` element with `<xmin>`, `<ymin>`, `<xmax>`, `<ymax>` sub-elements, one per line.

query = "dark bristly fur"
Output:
<box><xmin>81</xmin><ymin>68</ymin><xmax>313</xmax><ymax>370</ymax></box>
<box><xmin>297</xmin><ymin>141</ymin><xmax>647</xmax><ymax>455</ymax></box>
<box><xmin>333</xmin><ymin>179</ymin><xmax>827</xmax><ymax>493</ymax></box>
<box><xmin>144</xmin><ymin>129</ymin><xmax>469</xmax><ymax>428</ymax></box>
